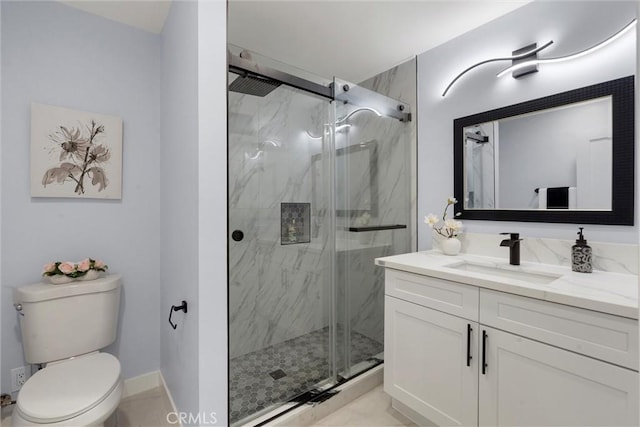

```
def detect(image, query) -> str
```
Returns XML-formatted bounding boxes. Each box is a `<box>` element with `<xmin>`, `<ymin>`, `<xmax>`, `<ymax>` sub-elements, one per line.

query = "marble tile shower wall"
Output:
<box><xmin>359</xmin><ymin>58</ymin><xmax>417</xmax><ymax>251</ymax></box>
<box><xmin>342</xmin><ymin>60</ymin><xmax>416</xmax><ymax>345</ymax></box>
<box><xmin>334</xmin><ymin>105</ymin><xmax>411</xmax><ymax>345</ymax></box>
<box><xmin>229</xmin><ymin>86</ymin><xmax>332</xmax><ymax>358</ymax></box>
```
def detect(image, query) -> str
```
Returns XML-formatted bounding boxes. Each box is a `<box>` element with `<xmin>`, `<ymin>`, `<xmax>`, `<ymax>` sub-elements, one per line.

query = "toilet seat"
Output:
<box><xmin>16</xmin><ymin>353</ymin><xmax>121</xmax><ymax>424</ymax></box>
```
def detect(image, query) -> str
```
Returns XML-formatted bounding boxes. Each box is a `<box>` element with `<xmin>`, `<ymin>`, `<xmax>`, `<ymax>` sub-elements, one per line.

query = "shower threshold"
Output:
<box><xmin>238</xmin><ymin>363</ymin><xmax>384</xmax><ymax>427</ymax></box>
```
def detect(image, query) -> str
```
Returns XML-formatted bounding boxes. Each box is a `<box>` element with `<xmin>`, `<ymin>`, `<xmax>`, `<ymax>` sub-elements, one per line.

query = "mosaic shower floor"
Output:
<box><xmin>229</xmin><ymin>327</ymin><xmax>383</xmax><ymax>424</ymax></box>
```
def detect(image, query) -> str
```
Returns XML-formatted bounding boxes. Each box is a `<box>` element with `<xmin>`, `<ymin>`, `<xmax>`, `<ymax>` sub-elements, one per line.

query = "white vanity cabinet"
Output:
<box><xmin>384</xmin><ymin>269</ymin><xmax>480</xmax><ymax>426</ymax></box>
<box><xmin>385</xmin><ymin>296</ymin><xmax>479</xmax><ymax>426</ymax></box>
<box><xmin>383</xmin><ymin>268</ymin><xmax>639</xmax><ymax>427</ymax></box>
<box><xmin>479</xmin><ymin>326</ymin><xmax>637</xmax><ymax>426</ymax></box>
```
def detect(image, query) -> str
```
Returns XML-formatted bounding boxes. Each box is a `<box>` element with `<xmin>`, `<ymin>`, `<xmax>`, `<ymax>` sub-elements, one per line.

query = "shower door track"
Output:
<box><xmin>228</xmin><ymin>53</ymin><xmax>412</xmax><ymax>123</ymax></box>
<box><xmin>251</xmin><ymin>360</ymin><xmax>383</xmax><ymax>427</ymax></box>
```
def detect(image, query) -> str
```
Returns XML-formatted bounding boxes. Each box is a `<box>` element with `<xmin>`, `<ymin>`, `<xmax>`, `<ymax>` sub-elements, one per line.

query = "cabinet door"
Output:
<box><xmin>479</xmin><ymin>326</ymin><xmax>638</xmax><ymax>427</ymax></box>
<box><xmin>385</xmin><ymin>296</ymin><xmax>478</xmax><ymax>426</ymax></box>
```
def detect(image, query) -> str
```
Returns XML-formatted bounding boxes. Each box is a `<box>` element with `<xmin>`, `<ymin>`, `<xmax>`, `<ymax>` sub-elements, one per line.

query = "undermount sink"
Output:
<box><xmin>445</xmin><ymin>261</ymin><xmax>561</xmax><ymax>285</ymax></box>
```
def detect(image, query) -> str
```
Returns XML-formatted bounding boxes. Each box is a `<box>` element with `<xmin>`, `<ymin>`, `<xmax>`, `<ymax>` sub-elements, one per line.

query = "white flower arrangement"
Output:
<box><xmin>424</xmin><ymin>197</ymin><xmax>463</xmax><ymax>239</ymax></box>
<box><xmin>42</xmin><ymin>258</ymin><xmax>108</xmax><ymax>279</ymax></box>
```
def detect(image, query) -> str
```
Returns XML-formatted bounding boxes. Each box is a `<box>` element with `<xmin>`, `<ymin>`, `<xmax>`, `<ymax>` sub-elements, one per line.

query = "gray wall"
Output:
<box><xmin>160</xmin><ymin>1</ymin><xmax>228</xmax><ymax>423</ymax></box>
<box><xmin>417</xmin><ymin>1</ymin><xmax>637</xmax><ymax>248</ymax></box>
<box><xmin>0</xmin><ymin>2</ymin><xmax>228</xmax><ymax>421</ymax></box>
<box><xmin>195</xmin><ymin>1</ymin><xmax>228</xmax><ymax>418</ymax></box>
<box><xmin>1</xmin><ymin>1</ymin><xmax>161</xmax><ymax>394</ymax></box>
<box><xmin>0</xmin><ymin>0</ymin><xmax>3</xmax><ymax>399</ymax></box>
<box><xmin>160</xmin><ymin>0</ymin><xmax>200</xmax><ymax>417</ymax></box>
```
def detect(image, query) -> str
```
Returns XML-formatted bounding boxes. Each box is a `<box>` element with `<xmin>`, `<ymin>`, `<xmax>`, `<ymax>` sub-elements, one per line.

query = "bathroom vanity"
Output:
<box><xmin>376</xmin><ymin>251</ymin><xmax>638</xmax><ymax>426</ymax></box>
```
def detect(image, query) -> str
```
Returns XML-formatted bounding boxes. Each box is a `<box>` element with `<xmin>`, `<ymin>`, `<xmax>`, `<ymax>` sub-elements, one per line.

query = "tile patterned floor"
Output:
<box><xmin>230</xmin><ymin>327</ymin><xmax>383</xmax><ymax>424</ymax></box>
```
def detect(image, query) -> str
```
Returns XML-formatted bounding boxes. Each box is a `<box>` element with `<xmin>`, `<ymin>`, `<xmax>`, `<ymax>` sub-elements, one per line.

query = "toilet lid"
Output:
<box><xmin>17</xmin><ymin>353</ymin><xmax>121</xmax><ymax>423</ymax></box>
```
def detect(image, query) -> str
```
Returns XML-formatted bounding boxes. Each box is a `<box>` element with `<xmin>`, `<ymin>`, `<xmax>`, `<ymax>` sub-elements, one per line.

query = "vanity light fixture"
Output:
<box><xmin>442</xmin><ymin>41</ymin><xmax>554</xmax><ymax>97</ymax></box>
<box><xmin>442</xmin><ymin>18</ymin><xmax>636</xmax><ymax>97</ymax></box>
<box><xmin>497</xmin><ymin>18</ymin><xmax>637</xmax><ymax>78</ymax></box>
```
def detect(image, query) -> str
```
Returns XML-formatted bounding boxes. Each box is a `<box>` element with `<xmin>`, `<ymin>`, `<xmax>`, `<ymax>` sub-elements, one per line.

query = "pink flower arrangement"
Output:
<box><xmin>58</xmin><ymin>262</ymin><xmax>76</xmax><ymax>275</ymax></box>
<box><xmin>42</xmin><ymin>258</ymin><xmax>108</xmax><ymax>279</ymax></box>
<box><xmin>77</xmin><ymin>259</ymin><xmax>91</xmax><ymax>272</ymax></box>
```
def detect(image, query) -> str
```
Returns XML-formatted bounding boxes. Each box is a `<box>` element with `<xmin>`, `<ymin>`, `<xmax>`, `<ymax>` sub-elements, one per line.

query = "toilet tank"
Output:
<box><xmin>13</xmin><ymin>275</ymin><xmax>122</xmax><ymax>364</ymax></box>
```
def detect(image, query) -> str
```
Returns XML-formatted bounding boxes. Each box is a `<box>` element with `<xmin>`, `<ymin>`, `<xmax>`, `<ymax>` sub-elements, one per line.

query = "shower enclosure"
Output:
<box><xmin>228</xmin><ymin>49</ymin><xmax>412</xmax><ymax>425</ymax></box>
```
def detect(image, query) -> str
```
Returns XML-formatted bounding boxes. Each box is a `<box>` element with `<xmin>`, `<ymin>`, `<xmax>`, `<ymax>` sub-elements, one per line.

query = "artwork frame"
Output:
<box><xmin>30</xmin><ymin>103</ymin><xmax>123</xmax><ymax>199</ymax></box>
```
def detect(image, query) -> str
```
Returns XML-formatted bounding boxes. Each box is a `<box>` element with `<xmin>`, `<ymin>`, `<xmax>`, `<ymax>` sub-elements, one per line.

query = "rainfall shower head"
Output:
<box><xmin>229</xmin><ymin>74</ymin><xmax>281</xmax><ymax>97</ymax></box>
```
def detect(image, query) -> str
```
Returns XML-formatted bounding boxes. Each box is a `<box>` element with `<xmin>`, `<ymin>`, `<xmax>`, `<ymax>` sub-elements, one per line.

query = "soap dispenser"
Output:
<box><xmin>572</xmin><ymin>227</ymin><xmax>592</xmax><ymax>273</ymax></box>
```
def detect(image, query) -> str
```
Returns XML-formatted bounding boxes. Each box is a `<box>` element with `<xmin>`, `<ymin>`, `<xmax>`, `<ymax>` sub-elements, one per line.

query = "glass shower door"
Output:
<box><xmin>333</xmin><ymin>81</ymin><xmax>412</xmax><ymax>379</ymax></box>
<box><xmin>228</xmin><ymin>72</ymin><xmax>338</xmax><ymax>425</ymax></box>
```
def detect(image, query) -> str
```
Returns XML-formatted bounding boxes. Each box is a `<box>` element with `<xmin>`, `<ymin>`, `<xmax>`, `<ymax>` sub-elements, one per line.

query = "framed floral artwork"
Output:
<box><xmin>30</xmin><ymin>103</ymin><xmax>123</xmax><ymax>199</ymax></box>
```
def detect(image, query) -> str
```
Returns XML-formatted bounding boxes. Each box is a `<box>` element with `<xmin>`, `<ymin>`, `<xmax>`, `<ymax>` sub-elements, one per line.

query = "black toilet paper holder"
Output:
<box><xmin>169</xmin><ymin>300</ymin><xmax>188</xmax><ymax>330</ymax></box>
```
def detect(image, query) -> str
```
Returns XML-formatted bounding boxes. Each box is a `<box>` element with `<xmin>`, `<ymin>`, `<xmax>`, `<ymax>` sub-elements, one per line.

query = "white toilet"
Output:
<box><xmin>11</xmin><ymin>275</ymin><xmax>123</xmax><ymax>427</ymax></box>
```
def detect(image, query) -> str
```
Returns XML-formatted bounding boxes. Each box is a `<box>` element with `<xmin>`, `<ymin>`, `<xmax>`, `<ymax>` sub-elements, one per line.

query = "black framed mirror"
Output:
<box><xmin>453</xmin><ymin>75</ymin><xmax>634</xmax><ymax>225</ymax></box>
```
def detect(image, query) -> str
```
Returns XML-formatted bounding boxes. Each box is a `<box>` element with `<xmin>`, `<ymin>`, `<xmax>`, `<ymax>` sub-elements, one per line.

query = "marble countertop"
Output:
<box><xmin>376</xmin><ymin>251</ymin><xmax>638</xmax><ymax>319</ymax></box>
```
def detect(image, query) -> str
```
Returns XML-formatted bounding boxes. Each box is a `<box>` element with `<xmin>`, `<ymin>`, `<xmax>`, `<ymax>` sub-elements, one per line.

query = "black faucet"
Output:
<box><xmin>500</xmin><ymin>233</ymin><xmax>523</xmax><ymax>265</ymax></box>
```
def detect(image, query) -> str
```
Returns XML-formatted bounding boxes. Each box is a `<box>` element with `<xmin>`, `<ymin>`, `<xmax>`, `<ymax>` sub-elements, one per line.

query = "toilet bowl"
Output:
<box><xmin>11</xmin><ymin>353</ymin><xmax>123</xmax><ymax>427</ymax></box>
<box><xmin>12</xmin><ymin>276</ymin><xmax>124</xmax><ymax>427</ymax></box>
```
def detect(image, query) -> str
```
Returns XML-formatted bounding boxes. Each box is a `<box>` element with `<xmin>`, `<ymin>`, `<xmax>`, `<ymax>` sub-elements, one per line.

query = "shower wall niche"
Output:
<box><xmin>280</xmin><ymin>202</ymin><xmax>311</xmax><ymax>245</ymax></box>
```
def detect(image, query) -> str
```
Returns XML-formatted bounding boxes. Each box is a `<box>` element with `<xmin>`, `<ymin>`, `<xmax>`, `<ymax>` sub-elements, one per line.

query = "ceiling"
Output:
<box><xmin>59</xmin><ymin>0</ymin><xmax>171</xmax><ymax>34</ymax></box>
<box><xmin>228</xmin><ymin>1</ymin><xmax>531</xmax><ymax>82</ymax></box>
<box><xmin>60</xmin><ymin>0</ymin><xmax>532</xmax><ymax>83</ymax></box>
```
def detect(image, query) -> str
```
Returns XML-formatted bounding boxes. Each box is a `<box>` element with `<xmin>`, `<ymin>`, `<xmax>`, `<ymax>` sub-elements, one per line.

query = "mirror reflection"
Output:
<box><xmin>464</xmin><ymin>96</ymin><xmax>612</xmax><ymax>211</ymax></box>
<box><xmin>454</xmin><ymin>76</ymin><xmax>634</xmax><ymax>225</ymax></box>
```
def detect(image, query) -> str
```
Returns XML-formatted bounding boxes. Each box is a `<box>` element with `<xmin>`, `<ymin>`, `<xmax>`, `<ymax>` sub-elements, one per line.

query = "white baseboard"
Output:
<box><xmin>159</xmin><ymin>371</ymin><xmax>180</xmax><ymax>416</ymax></box>
<box><xmin>391</xmin><ymin>397</ymin><xmax>436</xmax><ymax>427</ymax></box>
<box><xmin>122</xmin><ymin>370</ymin><xmax>161</xmax><ymax>399</ymax></box>
<box><xmin>123</xmin><ymin>370</ymin><xmax>181</xmax><ymax>426</ymax></box>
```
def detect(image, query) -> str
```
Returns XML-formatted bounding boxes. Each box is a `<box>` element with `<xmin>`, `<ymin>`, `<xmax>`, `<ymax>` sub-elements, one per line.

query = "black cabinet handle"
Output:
<box><xmin>482</xmin><ymin>330</ymin><xmax>488</xmax><ymax>375</ymax></box>
<box><xmin>466</xmin><ymin>324</ymin><xmax>473</xmax><ymax>367</ymax></box>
